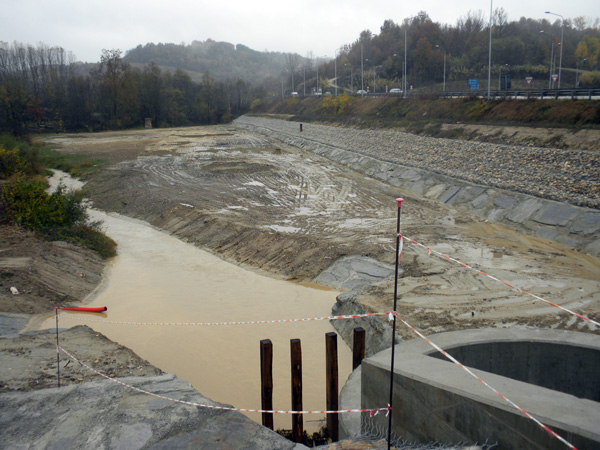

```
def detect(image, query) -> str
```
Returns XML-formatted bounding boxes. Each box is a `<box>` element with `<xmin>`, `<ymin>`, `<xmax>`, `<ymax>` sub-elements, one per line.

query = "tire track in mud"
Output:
<box><xmin>80</xmin><ymin>126</ymin><xmax>600</xmax><ymax>340</ymax></box>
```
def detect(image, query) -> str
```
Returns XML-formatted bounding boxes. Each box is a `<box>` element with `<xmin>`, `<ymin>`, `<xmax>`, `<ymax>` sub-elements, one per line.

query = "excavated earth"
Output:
<box><xmin>1</xmin><ymin>118</ymin><xmax>599</xmax><ymax>449</ymax></box>
<box><xmin>20</xmin><ymin>121</ymin><xmax>600</xmax><ymax>341</ymax></box>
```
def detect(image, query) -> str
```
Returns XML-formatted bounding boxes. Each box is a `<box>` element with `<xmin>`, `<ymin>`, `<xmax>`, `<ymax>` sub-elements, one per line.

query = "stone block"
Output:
<box><xmin>494</xmin><ymin>195</ymin><xmax>518</xmax><ymax>209</ymax></box>
<box><xmin>570</xmin><ymin>212</ymin><xmax>600</xmax><ymax>235</ymax></box>
<box><xmin>506</xmin><ymin>198</ymin><xmax>543</xmax><ymax>223</ymax></box>
<box><xmin>533</xmin><ymin>203</ymin><xmax>579</xmax><ymax>226</ymax></box>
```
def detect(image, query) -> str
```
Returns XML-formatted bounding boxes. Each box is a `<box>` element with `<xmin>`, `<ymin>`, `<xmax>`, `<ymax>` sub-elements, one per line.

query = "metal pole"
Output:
<box><xmin>387</xmin><ymin>198</ymin><xmax>404</xmax><ymax>450</ymax></box>
<box><xmin>546</xmin><ymin>11</ymin><xmax>564</xmax><ymax>89</ymax></box>
<box><xmin>487</xmin><ymin>0</ymin><xmax>493</xmax><ymax>100</ymax></box>
<box><xmin>558</xmin><ymin>20</ymin><xmax>564</xmax><ymax>88</ymax></box>
<box><xmin>549</xmin><ymin>40</ymin><xmax>554</xmax><ymax>89</ymax></box>
<box><xmin>361</xmin><ymin>45</ymin><xmax>364</xmax><ymax>96</ymax></box>
<box><xmin>55</xmin><ymin>307</ymin><xmax>60</xmax><ymax>388</ymax></box>
<box><xmin>403</xmin><ymin>27</ymin><xmax>407</xmax><ymax>98</ymax></box>
<box><xmin>334</xmin><ymin>50</ymin><xmax>338</xmax><ymax>97</ymax></box>
<box><xmin>303</xmin><ymin>67</ymin><xmax>306</xmax><ymax>97</ymax></box>
<box><xmin>436</xmin><ymin>45</ymin><xmax>446</xmax><ymax>93</ymax></box>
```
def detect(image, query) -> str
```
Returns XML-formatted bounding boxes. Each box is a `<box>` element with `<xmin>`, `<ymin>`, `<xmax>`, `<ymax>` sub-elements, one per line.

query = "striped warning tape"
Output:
<box><xmin>401</xmin><ymin>234</ymin><xmax>600</xmax><ymax>328</ymax></box>
<box><xmin>390</xmin><ymin>311</ymin><xmax>578</xmax><ymax>450</ymax></box>
<box><xmin>57</xmin><ymin>312</ymin><xmax>392</xmax><ymax>326</ymax></box>
<box><xmin>58</xmin><ymin>345</ymin><xmax>390</xmax><ymax>416</ymax></box>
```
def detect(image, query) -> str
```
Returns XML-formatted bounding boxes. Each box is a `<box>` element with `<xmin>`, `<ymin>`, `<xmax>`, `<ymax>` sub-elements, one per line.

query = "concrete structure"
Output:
<box><xmin>360</xmin><ymin>328</ymin><xmax>600</xmax><ymax>449</ymax></box>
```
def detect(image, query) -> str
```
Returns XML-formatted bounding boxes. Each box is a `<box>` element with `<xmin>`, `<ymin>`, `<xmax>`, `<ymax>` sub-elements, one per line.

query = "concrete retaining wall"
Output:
<box><xmin>235</xmin><ymin>118</ymin><xmax>600</xmax><ymax>256</ymax></box>
<box><xmin>361</xmin><ymin>328</ymin><xmax>600</xmax><ymax>449</ymax></box>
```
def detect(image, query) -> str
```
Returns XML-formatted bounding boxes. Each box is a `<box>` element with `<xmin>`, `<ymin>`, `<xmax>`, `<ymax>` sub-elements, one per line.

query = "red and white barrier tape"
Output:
<box><xmin>401</xmin><ymin>234</ymin><xmax>599</xmax><ymax>328</ymax></box>
<box><xmin>57</xmin><ymin>312</ymin><xmax>392</xmax><ymax>327</ymax></box>
<box><xmin>58</xmin><ymin>346</ymin><xmax>389</xmax><ymax>416</ymax></box>
<box><xmin>390</xmin><ymin>311</ymin><xmax>578</xmax><ymax>450</ymax></box>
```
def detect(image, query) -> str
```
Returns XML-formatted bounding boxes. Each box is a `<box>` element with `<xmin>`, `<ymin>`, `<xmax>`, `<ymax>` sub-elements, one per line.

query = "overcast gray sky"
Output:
<box><xmin>2</xmin><ymin>0</ymin><xmax>599</xmax><ymax>63</ymax></box>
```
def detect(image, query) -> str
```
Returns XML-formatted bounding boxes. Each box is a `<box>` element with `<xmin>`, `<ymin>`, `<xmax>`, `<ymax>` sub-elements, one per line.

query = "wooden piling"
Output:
<box><xmin>260</xmin><ymin>339</ymin><xmax>273</xmax><ymax>430</ymax></box>
<box><xmin>326</xmin><ymin>332</ymin><xmax>339</xmax><ymax>441</ymax></box>
<box><xmin>353</xmin><ymin>327</ymin><xmax>366</xmax><ymax>370</ymax></box>
<box><xmin>290</xmin><ymin>338</ymin><xmax>303</xmax><ymax>443</ymax></box>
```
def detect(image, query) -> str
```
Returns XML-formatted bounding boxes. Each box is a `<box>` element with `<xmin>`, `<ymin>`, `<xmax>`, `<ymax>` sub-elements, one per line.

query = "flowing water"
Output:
<box><xmin>40</xmin><ymin>208</ymin><xmax>352</xmax><ymax>432</ymax></box>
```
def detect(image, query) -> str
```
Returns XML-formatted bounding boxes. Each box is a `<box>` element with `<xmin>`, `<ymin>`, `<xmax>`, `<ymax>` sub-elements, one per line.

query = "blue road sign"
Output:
<box><xmin>468</xmin><ymin>79</ymin><xmax>479</xmax><ymax>90</ymax></box>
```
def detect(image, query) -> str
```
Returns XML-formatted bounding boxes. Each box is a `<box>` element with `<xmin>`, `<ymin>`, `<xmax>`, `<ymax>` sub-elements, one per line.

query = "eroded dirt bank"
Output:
<box><xmin>38</xmin><ymin>123</ymin><xmax>600</xmax><ymax>345</ymax></box>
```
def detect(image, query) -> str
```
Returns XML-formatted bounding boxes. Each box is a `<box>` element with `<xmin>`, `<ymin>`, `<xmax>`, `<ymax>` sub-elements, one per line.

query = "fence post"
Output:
<box><xmin>326</xmin><ymin>332</ymin><xmax>339</xmax><ymax>441</ymax></box>
<box><xmin>291</xmin><ymin>338</ymin><xmax>303</xmax><ymax>443</ymax></box>
<box><xmin>260</xmin><ymin>339</ymin><xmax>273</xmax><ymax>430</ymax></box>
<box><xmin>353</xmin><ymin>327</ymin><xmax>366</xmax><ymax>370</ymax></box>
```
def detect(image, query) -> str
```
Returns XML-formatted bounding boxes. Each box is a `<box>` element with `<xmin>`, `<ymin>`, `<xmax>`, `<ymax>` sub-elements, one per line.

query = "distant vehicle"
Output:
<box><xmin>389</xmin><ymin>88</ymin><xmax>402</xmax><ymax>95</ymax></box>
<box><xmin>291</xmin><ymin>92</ymin><xmax>298</xmax><ymax>97</ymax></box>
<box><xmin>357</xmin><ymin>89</ymin><xmax>367</xmax><ymax>95</ymax></box>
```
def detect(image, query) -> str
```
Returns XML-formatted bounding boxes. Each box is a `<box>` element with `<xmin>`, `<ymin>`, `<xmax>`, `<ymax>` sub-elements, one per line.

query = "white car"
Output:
<box><xmin>356</xmin><ymin>89</ymin><xmax>367</xmax><ymax>95</ymax></box>
<box><xmin>389</xmin><ymin>88</ymin><xmax>402</xmax><ymax>95</ymax></box>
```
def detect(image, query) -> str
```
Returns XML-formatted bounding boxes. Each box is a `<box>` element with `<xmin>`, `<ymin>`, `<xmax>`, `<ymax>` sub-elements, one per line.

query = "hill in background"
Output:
<box><xmin>124</xmin><ymin>39</ymin><xmax>308</xmax><ymax>84</ymax></box>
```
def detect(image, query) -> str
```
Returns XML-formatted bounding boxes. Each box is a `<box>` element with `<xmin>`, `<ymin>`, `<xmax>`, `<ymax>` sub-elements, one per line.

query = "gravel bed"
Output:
<box><xmin>236</xmin><ymin>116</ymin><xmax>600</xmax><ymax>209</ymax></box>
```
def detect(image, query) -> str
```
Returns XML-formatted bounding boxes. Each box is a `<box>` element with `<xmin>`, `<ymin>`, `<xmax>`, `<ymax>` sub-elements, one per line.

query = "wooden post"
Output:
<box><xmin>353</xmin><ymin>327</ymin><xmax>366</xmax><ymax>370</ymax></box>
<box><xmin>260</xmin><ymin>339</ymin><xmax>273</xmax><ymax>430</ymax></box>
<box><xmin>290</xmin><ymin>338</ymin><xmax>303</xmax><ymax>443</ymax></box>
<box><xmin>326</xmin><ymin>332</ymin><xmax>339</xmax><ymax>442</ymax></box>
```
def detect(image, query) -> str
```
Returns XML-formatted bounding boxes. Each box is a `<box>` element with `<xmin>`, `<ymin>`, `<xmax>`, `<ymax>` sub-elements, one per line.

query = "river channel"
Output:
<box><xmin>40</xmin><ymin>207</ymin><xmax>352</xmax><ymax>432</ymax></box>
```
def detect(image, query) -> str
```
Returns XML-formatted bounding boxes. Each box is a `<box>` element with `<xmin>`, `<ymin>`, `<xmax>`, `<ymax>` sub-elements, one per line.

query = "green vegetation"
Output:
<box><xmin>37</xmin><ymin>146</ymin><xmax>107</xmax><ymax>179</ymax></box>
<box><xmin>0</xmin><ymin>135</ymin><xmax>116</xmax><ymax>258</ymax></box>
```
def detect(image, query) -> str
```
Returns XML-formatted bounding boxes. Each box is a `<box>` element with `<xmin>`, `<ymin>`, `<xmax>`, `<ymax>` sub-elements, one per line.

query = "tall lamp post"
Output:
<box><xmin>546</xmin><ymin>11</ymin><xmax>564</xmax><ymax>89</ymax></box>
<box><xmin>487</xmin><ymin>0</ymin><xmax>493</xmax><ymax>100</ymax></box>
<box><xmin>361</xmin><ymin>45</ymin><xmax>364</xmax><ymax>96</ymax></box>
<box><xmin>303</xmin><ymin>66</ymin><xmax>306</xmax><ymax>96</ymax></box>
<box><xmin>435</xmin><ymin>45</ymin><xmax>446</xmax><ymax>93</ymax></box>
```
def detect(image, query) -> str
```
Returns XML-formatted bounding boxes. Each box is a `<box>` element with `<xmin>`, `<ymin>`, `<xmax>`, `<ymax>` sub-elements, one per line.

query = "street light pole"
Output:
<box><xmin>403</xmin><ymin>26</ymin><xmax>407</xmax><ymax>97</ymax></box>
<box><xmin>487</xmin><ymin>0</ymin><xmax>493</xmax><ymax>100</ymax></box>
<box><xmin>334</xmin><ymin>50</ymin><xmax>337</xmax><ymax>97</ymax></box>
<box><xmin>361</xmin><ymin>45</ymin><xmax>364</xmax><ymax>96</ymax></box>
<box><xmin>546</xmin><ymin>11</ymin><xmax>564</xmax><ymax>89</ymax></box>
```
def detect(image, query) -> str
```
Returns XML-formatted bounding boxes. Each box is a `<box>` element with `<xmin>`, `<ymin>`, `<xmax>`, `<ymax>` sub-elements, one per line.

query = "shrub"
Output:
<box><xmin>0</xmin><ymin>175</ymin><xmax>116</xmax><ymax>258</ymax></box>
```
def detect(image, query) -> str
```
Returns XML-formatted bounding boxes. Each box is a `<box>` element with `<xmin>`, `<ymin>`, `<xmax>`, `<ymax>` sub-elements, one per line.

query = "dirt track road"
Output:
<box><xmin>41</xmin><ymin>124</ymin><xmax>600</xmax><ymax>342</ymax></box>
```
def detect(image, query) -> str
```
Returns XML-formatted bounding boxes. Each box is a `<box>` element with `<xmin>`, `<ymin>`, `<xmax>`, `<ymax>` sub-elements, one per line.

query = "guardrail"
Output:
<box><xmin>439</xmin><ymin>88</ymin><xmax>600</xmax><ymax>100</ymax></box>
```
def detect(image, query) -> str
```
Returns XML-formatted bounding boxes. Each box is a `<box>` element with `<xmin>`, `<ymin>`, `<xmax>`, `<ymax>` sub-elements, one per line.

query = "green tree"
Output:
<box><xmin>575</xmin><ymin>35</ymin><xmax>600</xmax><ymax>70</ymax></box>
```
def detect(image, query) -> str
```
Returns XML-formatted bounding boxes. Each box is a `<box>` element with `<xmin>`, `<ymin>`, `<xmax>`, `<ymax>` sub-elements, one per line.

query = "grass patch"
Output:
<box><xmin>37</xmin><ymin>146</ymin><xmax>107</xmax><ymax>179</ymax></box>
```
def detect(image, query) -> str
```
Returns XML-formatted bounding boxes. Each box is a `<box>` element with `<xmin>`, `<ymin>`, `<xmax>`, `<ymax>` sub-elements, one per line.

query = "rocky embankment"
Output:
<box><xmin>235</xmin><ymin>116</ymin><xmax>600</xmax><ymax>255</ymax></box>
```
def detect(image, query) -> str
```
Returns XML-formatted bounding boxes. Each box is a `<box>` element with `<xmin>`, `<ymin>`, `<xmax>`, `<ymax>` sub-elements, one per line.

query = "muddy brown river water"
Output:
<box><xmin>40</xmin><ymin>209</ymin><xmax>352</xmax><ymax>432</ymax></box>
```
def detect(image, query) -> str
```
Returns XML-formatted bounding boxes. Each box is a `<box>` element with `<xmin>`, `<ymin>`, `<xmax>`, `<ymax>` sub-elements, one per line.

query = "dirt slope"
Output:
<box><xmin>36</xmin><ymin>124</ymin><xmax>600</xmax><ymax>344</ymax></box>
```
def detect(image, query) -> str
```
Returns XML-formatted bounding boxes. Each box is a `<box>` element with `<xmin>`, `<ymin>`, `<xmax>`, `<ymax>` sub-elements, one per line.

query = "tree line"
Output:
<box><xmin>303</xmin><ymin>11</ymin><xmax>600</xmax><ymax>94</ymax></box>
<box><xmin>0</xmin><ymin>43</ymin><xmax>254</xmax><ymax>135</ymax></box>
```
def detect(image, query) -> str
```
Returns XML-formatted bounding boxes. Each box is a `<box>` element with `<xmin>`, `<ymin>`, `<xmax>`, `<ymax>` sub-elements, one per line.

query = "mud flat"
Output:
<box><xmin>39</xmin><ymin>122</ymin><xmax>600</xmax><ymax>347</ymax></box>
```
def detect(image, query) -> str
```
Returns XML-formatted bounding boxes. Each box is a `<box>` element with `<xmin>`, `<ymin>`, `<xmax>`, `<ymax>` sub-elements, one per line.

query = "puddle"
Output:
<box><xmin>39</xmin><ymin>209</ymin><xmax>352</xmax><ymax>432</ymax></box>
